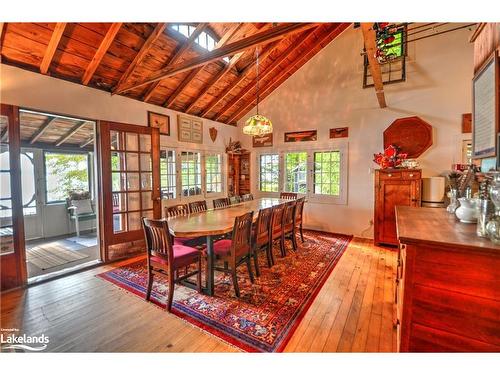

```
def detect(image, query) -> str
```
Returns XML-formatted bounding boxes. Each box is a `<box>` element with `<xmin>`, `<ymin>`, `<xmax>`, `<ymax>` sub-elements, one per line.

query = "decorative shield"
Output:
<box><xmin>209</xmin><ymin>127</ymin><xmax>218</xmax><ymax>142</ymax></box>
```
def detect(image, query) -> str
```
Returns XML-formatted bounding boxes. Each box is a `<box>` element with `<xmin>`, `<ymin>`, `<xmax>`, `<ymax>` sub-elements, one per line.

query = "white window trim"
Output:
<box><xmin>255</xmin><ymin>142</ymin><xmax>348</xmax><ymax>205</ymax></box>
<box><xmin>160</xmin><ymin>146</ymin><xmax>226</xmax><ymax>206</ymax></box>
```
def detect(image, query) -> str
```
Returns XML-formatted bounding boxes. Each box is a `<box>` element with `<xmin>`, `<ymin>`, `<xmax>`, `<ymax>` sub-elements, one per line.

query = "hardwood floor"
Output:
<box><xmin>0</xmin><ymin>238</ymin><xmax>397</xmax><ymax>352</ymax></box>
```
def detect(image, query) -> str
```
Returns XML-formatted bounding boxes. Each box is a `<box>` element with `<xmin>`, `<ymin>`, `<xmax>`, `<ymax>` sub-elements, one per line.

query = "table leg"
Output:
<box><xmin>205</xmin><ymin>235</ymin><xmax>214</xmax><ymax>296</ymax></box>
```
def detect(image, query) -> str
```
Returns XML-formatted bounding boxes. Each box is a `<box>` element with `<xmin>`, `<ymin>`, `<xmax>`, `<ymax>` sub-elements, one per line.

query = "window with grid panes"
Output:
<box><xmin>205</xmin><ymin>153</ymin><xmax>222</xmax><ymax>194</ymax></box>
<box><xmin>170</xmin><ymin>24</ymin><xmax>229</xmax><ymax>63</ymax></box>
<box><xmin>259</xmin><ymin>154</ymin><xmax>279</xmax><ymax>192</ymax></box>
<box><xmin>180</xmin><ymin>151</ymin><xmax>202</xmax><ymax>197</ymax></box>
<box><xmin>160</xmin><ymin>149</ymin><xmax>176</xmax><ymax>199</ymax></box>
<box><xmin>313</xmin><ymin>151</ymin><xmax>341</xmax><ymax>196</ymax></box>
<box><xmin>285</xmin><ymin>152</ymin><xmax>308</xmax><ymax>194</ymax></box>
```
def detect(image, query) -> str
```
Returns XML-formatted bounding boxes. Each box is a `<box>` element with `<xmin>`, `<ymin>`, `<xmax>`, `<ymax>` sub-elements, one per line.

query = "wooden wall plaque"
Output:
<box><xmin>383</xmin><ymin>116</ymin><xmax>433</xmax><ymax>158</ymax></box>
<box><xmin>462</xmin><ymin>113</ymin><xmax>472</xmax><ymax>133</ymax></box>
<box><xmin>330</xmin><ymin>127</ymin><xmax>349</xmax><ymax>138</ymax></box>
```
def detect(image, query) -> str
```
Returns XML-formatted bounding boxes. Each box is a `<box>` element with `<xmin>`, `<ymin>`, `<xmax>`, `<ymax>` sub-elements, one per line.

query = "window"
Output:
<box><xmin>259</xmin><ymin>154</ymin><xmax>279</xmax><ymax>192</ymax></box>
<box><xmin>313</xmin><ymin>151</ymin><xmax>341</xmax><ymax>196</ymax></box>
<box><xmin>160</xmin><ymin>149</ymin><xmax>176</xmax><ymax>199</ymax></box>
<box><xmin>285</xmin><ymin>152</ymin><xmax>308</xmax><ymax>194</ymax></box>
<box><xmin>45</xmin><ymin>152</ymin><xmax>90</xmax><ymax>203</ymax></box>
<box><xmin>180</xmin><ymin>151</ymin><xmax>202</xmax><ymax>197</ymax></box>
<box><xmin>170</xmin><ymin>24</ymin><xmax>229</xmax><ymax>63</ymax></box>
<box><xmin>205</xmin><ymin>153</ymin><xmax>223</xmax><ymax>194</ymax></box>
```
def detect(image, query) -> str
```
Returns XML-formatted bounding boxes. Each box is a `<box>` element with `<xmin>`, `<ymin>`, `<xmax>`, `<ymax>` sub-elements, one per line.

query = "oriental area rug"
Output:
<box><xmin>97</xmin><ymin>230</ymin><xmax>352</xmax><ymax>352</ymax></box>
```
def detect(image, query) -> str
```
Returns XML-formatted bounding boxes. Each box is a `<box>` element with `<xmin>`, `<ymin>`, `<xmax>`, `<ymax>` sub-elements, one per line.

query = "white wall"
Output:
<box><xmin>1</xmin><ymin>65</ymin><xmax>239</xmax><ymax>238</ymax></box>
<box><xmin>238</xmin><ymin>25</ymin><xmax>474</xmax><ymax>238</ymax></box>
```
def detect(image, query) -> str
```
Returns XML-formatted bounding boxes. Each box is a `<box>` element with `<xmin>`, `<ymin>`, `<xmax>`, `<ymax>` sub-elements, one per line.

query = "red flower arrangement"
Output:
<box><xmin>373</xmin><ymin>144</ymin><xmax>408</xmax><ymax>169</ymax></box>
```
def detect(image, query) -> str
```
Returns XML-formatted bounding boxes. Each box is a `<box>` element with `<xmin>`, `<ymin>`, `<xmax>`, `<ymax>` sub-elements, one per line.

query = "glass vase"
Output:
<box><xmin>446</xmin><ymin>188</ymin><xmax>459</xmax><ymax>214</ymax></box>
<box><xmin>486</xmin><ymin>171</ymin><xmax>500</xmax><ymax>243</ymax></box>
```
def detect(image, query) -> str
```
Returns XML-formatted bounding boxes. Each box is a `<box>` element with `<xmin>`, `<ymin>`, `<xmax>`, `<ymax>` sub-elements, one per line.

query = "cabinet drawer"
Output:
<box><xmin>402</xmin><ymin>171</ymin><xmax>420</xmax><ymax>180</ymax></box>
<box><xmin>378</xmin><ymin>171</ymin><xmax>402</xmax><ymax>180</ymax></box>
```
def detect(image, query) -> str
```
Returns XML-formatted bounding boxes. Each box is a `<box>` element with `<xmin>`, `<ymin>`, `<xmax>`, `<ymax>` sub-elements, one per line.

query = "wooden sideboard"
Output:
<box><xmin>374</xmin><ymin>169</ymin><xmax>421</xmax><ymax>246</ymax></box>
<box><xmin>395</xmin><ymin>206</ymin><xmax>500</xmax><ymax>352</ymax></box>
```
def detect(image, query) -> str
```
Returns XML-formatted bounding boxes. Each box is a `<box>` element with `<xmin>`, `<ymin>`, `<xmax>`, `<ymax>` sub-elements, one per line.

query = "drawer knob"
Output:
<box><xmin>388</xmin><ymin>173</ymin><xmax>392</xmax><ymax>177</ymax></box>
<box><xmin>409</xmin><ymin>173</ymin><xmax>414</xmax><ymax>177</ymax></box>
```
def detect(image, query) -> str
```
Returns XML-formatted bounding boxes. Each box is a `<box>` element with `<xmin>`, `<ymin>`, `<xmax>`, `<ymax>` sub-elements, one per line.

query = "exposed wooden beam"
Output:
<box><xmin>29</xmin><ymin>117</ymin><xmax>57</xmax><ymax>144</ymax></box>
<box><xmin>228</xmin><ymin>23</ymin><xmax>350</xmax><ymax>123</ymax></box>
<box><xmin>361</xmin><ymin>23</ymin><xmax>387</xmax><ymax>108</ymax></box>
<box><xmin>55</xmin><ymin>121</ymin><xmax>88</xmax><ymax>146</ymax></box>
<box><xmin>82</xmin><ymin>23</ymin><xmax>122</xmax><ymax>85</ymax></box>
<box><xmin>118</xmin><ymin>23</ymin><xmax>317</xmax><ymax>95</ymax></box>
<box><xmin>142</xmin><ymin>23</ymin><xmax>208</xmax><ymax>102</ymax></box>
<box><xmin>198</xmin><ymin>41</ymin><xmax>279</xmax><ymax>117</ymax></box>
<box><xmin>40</xmin><ymin>22</ymin><xmax>66</xmax><ymax>74</ymax></box>
<box><xmin>214</xmin><ymin>28</ymin><xmax>320</xmax><ymax>121</ymax></box>
<box><xmin>80</xmin><ymin>138</ymin><xmax>94</xmax><ymax>148</ymax></box>
<box><xmin>113</xmin><ymin>23</ymin><xmax>167</xmax><ymax>93</ymax></box>
<box><xmin>162</xmin><ymin>23</ymin><xmax>243</xmax><ymax>109</ymax></box>
<box><xmin>184</xmin><ymin>52</ymin><xmax>243</xmax><ymax>114</ymax></box>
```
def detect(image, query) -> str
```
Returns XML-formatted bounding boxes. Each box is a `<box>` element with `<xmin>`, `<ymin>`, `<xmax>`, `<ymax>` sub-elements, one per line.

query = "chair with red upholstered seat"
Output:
<box><xmin>252</xmin><ymin>206</ymin><xmax>273</xmax><ymax>276</ymax></box>
<box><xmin>280</xmin><ymin>192</ymin><xmax>298</xmax><ymax>200</ymax></box>
<box><xmin>165</xmin><ymin>204</ymin><xmax>192</xmax><ymax>245</ymax></box>
<box><xmin>212</xmin><ymin>211</ymin><xmax>254</xmax><ymax>298</ymax></box>
<box><xmin>142</xmin><ymin>218</ymin><xmax>202</xmax><ymax>312</ymax></box>
<box><xmin>282</xmin><ymin>200</ymin><xmax>297</xmax><ymax>253</ymax></box>
<box><xmin>189</xmin><ymin>200</ymin><xmax>207</xmax><ymax>213</ymax></box>
<box><xmin>294</xmin><ymin>197</ymin><xmax>306</xmax><ymax>242</ymax></box>
<box><xmin>269</xmin><ymin>203</ymin><xmax>286</xmax><ymax>258</ymax></box>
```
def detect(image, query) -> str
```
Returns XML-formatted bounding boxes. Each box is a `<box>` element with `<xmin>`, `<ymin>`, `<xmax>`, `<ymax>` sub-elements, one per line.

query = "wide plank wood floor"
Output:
<box><xmin>0</xmin><ymin>238</ymin><xmax>397</xmax><ymax>352</ymax></box>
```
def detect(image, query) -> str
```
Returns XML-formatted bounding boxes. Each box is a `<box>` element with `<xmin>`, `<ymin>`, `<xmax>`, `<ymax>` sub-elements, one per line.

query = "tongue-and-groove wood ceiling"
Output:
<box><xmin>0</xmin><ymin>22</ymin><xmax>350</xmax><ymax>125</ymax></box>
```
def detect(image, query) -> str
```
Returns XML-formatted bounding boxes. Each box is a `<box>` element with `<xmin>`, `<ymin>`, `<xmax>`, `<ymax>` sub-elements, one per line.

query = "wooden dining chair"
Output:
<box><xmin>241</xmin><ymin>193</ymin><xmax>254</xmax><ymax>202</ymax></box>
<box><xmin>280</xmin><ymin>192</ymin><xmax>298</xmax><ymax>200</ymax></box>
<box><xmin>189</xmin><ymin>200</ymin><xmax>207</xmax><ymax>213</ymax></box>
<box><xmin>164</xmin><ymin>203</ymin><xmax>195</xmax><ymax>246</ymax></box>
<box><xmin>269</xmin><ymin>203</ymin><xmax>286</xmax><ymax>259</ymax></box>
<box><xmin>229</xmin><ymin>195</ymin><xmax>241</xmax><ymax>205</ymax></box>
<box><xmin>252</xmin><ymin>206</ymin><xmax>274</xmax><ymax>276</ymax></box>
<box><xmin>142</xmin><ymin>218</ymin><xmax>202</xmax><ymax>312</ymax></box>
<box><xmin>212</xmin><ymin>211</ymin><xmax>254</xmax><ymax>298</ymax></box>
<box><xmin>282</xmin><ymin>200</ymin><xmax>297</xmax><ymax>253</ymax></box>
<box><xmin>213</xmin><ymin>197</ymin><xmax>230</xmax><ymax>209</ymax></box>
<box><xmin>295</xmin><ymin>197</ymin><xmax>306</xmax><ymax>242</ymax></box>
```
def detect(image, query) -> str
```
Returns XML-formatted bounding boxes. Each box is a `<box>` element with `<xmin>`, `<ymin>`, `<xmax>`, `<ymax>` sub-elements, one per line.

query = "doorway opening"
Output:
<box><xmin>15</xmin><ymin>109</ymin><xmax>101</xmax><ymax>281</ymax></box>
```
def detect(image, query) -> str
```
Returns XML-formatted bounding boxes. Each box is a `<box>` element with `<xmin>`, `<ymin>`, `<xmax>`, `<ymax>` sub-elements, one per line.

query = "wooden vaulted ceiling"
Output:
<box><xmin>0</xmin><ymin>22</ymin><xmax>350</xmax><ymax>126</ymax></box>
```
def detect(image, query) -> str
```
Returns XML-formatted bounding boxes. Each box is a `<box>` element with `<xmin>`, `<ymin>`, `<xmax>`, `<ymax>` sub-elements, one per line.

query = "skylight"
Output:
<box><xmin>170</xmin><ymin>24</ymin><xmax>229</xmax><ymax>63</ymax></box>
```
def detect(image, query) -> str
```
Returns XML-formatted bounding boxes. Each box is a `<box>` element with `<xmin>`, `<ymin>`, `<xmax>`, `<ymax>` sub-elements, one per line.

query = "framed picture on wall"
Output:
<box><xmin>178</xmin><ymin>114</ymin><xmax>203</xmax><ymax>144</ymax></box>
<box><xmin>253</xmin><ymin>133</ymin><xmax>273</xmax><ymax>147</ymax></box>
<box><xmin>284</xmin><ymin>130</ymin><xmax>317</xmax><ymax>143</ymax></box>
<box><xmin>472</xmin><ymin>52</ymin><xmax>499</xmax><ymax>159</ymax></box>
<box><xmin>148</xmin><ymin>111</ymin><xmax>170</xmax><ymax>136</ymax></box>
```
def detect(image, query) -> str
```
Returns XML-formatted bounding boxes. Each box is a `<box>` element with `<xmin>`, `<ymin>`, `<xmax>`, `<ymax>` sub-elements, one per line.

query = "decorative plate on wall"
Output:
<box><xmin>383</xmin><ymin>116</ymin><xmax>433</xmax><ymax>158</ymax></box>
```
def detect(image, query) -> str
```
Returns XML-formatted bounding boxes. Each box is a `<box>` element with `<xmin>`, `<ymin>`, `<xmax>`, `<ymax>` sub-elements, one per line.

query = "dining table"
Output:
<box><xmin>166</xmin><ymin>197</ymin><xmax>291</xmax><ymax>296</ymax></box>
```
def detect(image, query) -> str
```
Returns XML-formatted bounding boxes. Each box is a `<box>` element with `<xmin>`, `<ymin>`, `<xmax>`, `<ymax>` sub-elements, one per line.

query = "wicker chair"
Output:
<box><xmin>212</xmin><ymin>211</ymin><xmax>255</xmax><ymax>297</ymax></box>
<box><xmin>142</xmin><ymin>218</ymin><xmax>202</xmax><ymax>311</ymax></box>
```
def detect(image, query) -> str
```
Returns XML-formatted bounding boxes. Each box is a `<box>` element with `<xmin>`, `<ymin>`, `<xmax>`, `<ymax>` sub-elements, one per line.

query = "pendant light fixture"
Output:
<box><xmin>243</xmin><ymin>48</ymin><xmax>273</xmax><ymax>136</ymax></box>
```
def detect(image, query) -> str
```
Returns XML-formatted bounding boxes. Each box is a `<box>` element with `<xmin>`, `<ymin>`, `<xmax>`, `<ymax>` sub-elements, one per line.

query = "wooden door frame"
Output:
<box><xmin>0</xmin><ymin>104</ymin><xmax>27</xmax><ymax>290</ymax></box>
<box><xmin>98</xmin><ymin>120</ymin><xmax>160</xmax><ymax>262</ymax></box>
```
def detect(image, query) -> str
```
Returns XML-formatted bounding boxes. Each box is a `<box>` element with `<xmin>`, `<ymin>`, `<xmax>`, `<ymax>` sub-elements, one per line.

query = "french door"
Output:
<box><xmin>98</xmin><ymin>121</ymin><xmax>160</xmax><ymax>261</ymax></box>
<box><xmin>0</xmin><ymin>104</ymin><xmax>27</xmax><ymax>290</ymax></box>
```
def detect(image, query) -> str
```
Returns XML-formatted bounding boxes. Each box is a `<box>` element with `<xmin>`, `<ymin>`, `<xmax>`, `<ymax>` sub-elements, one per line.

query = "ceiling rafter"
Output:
<box><xmin>228</xmin><ymin>23</ymin><xmax>350</xmax><ymax>124</ymax></box>
<box><xmin>162</xmin><ymin>23</ymin><xmax>243</xmax><ymax>109</ymax></box>
<box><xmin>361</xmin><ymin>23</ymin><xmax>387</xmax><ymax>108</ymax></box>
<box><xmin>0</xmin><ymin>127</ymin><xmax>8</xmax><ymax>142</ymax></box>
<box><xmin>55</xmin><ymin>121</ymin><xmax>88</xmax><ymax>146</ymax></box>
<box><xmin>213</xmin><ymin>28</ymin><xmax>321</xmax><ymax>121</ymax></box>
<box><xmin>80</xmin><ymin>137</ymin><xmax>94</xmax><ymax>148</ymax></box>
<box><xmin>82</xmin><ymin>23</ymin><xmax>122</xmax><ymax>85</ymax></box>
<box><xmin>40</xmin><ymin>22</ymin><xmax>66</xmax><ymax>74</ymax></box>
<box><xmin>118</xmin><ymin>23</ymin><xmax>317</xmax><ymax>95</ymax></box>
<box><xmin>198</xmin><ymin>41</ymin><xmax>279</xmax><ymax>118</ymax></box>
<box><xmin>113</xmin><ymin>23</ymin><xmax>167</xmax><ymax>94</ymax></box>
<box><xmin>29</xmin><ymin>117</ymin><xmax>57</xmax><ymax>144</ymax></box>
<box><xmin>143</xmin><ymin>23</ymin><xmax>209</xmax><ymax>102</ymax></box>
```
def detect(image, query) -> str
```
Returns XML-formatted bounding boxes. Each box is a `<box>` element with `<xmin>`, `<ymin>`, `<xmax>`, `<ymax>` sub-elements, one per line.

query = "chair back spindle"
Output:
<box><xmin>280</xmin><ymin>192</ymin><xmax>298</xmax><ymax>200</ymax></box>
<box><xmin>213</xmin><ymin>197</ymin><xmax>231</xmax><ymax>209</ymax></box>
<box><xmin>188</xmin><ymin>200</ymin><xmax>207</xmax><ymax>213</ymax></box>
<box><xmin>165</xmin><ymin>203</ymin><xmax>189</xmax><ymax>218</ymax></box>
